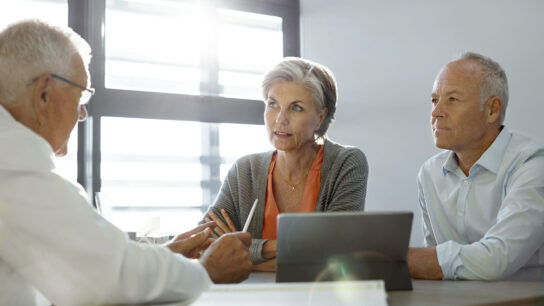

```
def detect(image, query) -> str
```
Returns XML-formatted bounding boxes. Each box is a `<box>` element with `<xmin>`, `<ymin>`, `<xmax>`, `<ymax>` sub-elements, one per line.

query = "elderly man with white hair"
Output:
<box><xmin>408</xmin><ymin>52</ymin><xmax>544</xmax><ymax>280</ymax></box>
<box><xmin>0</xmin><ymin>20</ymin><xmax>252</xmax><ymax>306</ymax></box>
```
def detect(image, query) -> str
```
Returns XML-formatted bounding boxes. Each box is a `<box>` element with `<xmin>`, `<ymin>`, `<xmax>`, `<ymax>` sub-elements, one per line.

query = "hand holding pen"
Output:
<box><xmin>199</xmin><ymin>200</ymin><xmax>258</xmax><ymax>282</ymax></box>
<box><xmin>205</xmin><ymin>199</ymin><xmax>258</xmax><ymax>237</ymax></box>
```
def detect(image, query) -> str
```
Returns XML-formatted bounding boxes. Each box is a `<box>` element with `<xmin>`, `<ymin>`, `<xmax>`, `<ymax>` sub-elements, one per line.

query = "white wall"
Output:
<box><xmin>300</xmin><ymin>0</ymin><xmax>544</xmax><ymax>246</ymax></box>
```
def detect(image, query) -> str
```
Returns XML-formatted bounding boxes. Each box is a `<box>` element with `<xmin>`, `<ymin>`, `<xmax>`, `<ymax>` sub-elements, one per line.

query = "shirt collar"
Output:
<box><xmin>442</xmin><ymin>151</ymin><xmax>458</xmax><ymax>175</ymax></box>
<box><xmin>0</xmin><ymin>104</ymin><xmax>15</xmax><ymax>121</ymax></box>
<box><xmin>442</xmin><ymin>126</ymin><xmax>512</xmax><ymax>176</ymax></box>
<box><xmin>475</xmin><ymin>126</ymin><xmax>511</xmax><ymax>174</ymax></box>
<box><xmin>0</xmin><ymin>103</ymin><xmax>55</xmax><ymax>157</ymax></box>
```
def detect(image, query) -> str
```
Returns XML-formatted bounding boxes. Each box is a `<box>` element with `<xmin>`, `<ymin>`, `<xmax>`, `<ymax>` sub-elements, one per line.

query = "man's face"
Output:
<box><xmin>42</xmin><ymin>55</ymin><xmax>89</xmax><ymax>156</ymax></box>
<box><xmin>430</xmin><ymin>59</ymin><xmax>490</xmax><ymax>154</ymax></box>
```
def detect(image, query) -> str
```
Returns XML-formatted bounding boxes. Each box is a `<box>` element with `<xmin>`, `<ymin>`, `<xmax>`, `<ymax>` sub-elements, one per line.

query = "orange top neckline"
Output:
<box><xmin>261</xmin><ymin>146</ymin><xmax>324</xmax><ymax>240</ymax></box>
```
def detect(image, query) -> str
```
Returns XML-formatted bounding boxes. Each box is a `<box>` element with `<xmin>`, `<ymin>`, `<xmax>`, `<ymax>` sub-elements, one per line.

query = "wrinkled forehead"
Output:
<box><xmin>71</xmin><ymin>54</ymin><xmax>90</xmax><ymax>87</ymax></box>
<box><xmin>432</xmin><ymin>60</ymin><xmax>482</xmax><ymax>95</ymax></box>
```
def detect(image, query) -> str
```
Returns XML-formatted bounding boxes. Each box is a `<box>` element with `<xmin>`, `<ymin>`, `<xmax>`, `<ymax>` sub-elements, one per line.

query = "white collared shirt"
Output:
<box><xmin>0</xmin><ymin>105</ymin><xmax>212</xmax><ymax>306</ymax></box>
<box><xmin>418</xmin><ymin>126</ymin><xmax>544</xmax><ymax>280</ymax></box>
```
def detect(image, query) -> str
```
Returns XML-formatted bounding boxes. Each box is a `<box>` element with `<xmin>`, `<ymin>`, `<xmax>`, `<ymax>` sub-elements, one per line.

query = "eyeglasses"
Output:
<box><xmin>28</xmin><ymin>73</ymin><xmax>95</xmax><ymax>105</ymax></box>
<box><xmin>51</xmin><ymin>73</ymin><xmax>95</xmax><ymax>105</ymax></box>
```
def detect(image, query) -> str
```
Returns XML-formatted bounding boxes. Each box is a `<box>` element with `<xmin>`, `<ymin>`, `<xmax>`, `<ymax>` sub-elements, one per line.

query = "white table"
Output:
<box><xmin>121</xmin><ymin>272</ymin><xmax>544</xmax><ymax>306</ymax></box>
<box><xmin>240</xmin><ymin>272</ymin><xmax>544</xmax><ymax>306</ymax></box>
<box><xmin>192</xmin><ymin>279</ymin><xmax>387</xmax><ymax>306</ymax></box>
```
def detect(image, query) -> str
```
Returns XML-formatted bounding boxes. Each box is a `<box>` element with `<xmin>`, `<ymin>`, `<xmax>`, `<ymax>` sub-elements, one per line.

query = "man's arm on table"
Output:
<box><xmin>413</xmin><ymin>155</ymin><xmax>544</xmax><ymax>280</ymax></box>
<box><xmin>407</xmin><ymin>247</ymin><xmax>444</xmax><ymax>280</ymax></box>
<box><xmin>408</xmin><ymin>174</ymin><xmax>444</xmax><ymax>280</ymax></box>
<box><xmin>0</xmin><ymin>168</ymin><xmax>252</xmax><ymax>306</ymax></box>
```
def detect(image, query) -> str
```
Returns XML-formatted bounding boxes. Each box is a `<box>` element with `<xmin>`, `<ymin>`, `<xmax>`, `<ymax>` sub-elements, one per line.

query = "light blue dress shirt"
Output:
<box><xmin>418</xmin><ymin>126</ymin><xmax>544</xmax><ymax>280</ymax></box>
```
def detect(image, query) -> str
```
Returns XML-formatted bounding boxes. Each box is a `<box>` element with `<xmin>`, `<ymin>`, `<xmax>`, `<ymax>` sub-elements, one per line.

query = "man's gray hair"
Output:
<box><xmin>261</xmin><ymin>57</ymin><xmax>338</xmax><ymax>140</ymax></box>
<box><xmin>456</xmin><ymin>52</ymin><xmax>509</xmax><ymax>124</ymax></box>
<box><xmin>0</xmin><ymin>19</ymin><xmax>91</xmax><ymax>105</ymax></box>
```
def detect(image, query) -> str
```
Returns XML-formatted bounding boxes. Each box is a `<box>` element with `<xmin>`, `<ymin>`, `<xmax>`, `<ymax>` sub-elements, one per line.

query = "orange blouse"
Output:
<box><xmin>261</xmin><ymin>146</ymin><xmax>325</xmax><ymax>240</ymax></box>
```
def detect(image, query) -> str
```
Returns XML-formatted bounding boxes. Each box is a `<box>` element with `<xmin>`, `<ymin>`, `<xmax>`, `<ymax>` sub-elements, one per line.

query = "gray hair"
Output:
<box><xmin>261</xmin><ymin>57</ymin><xmax>338</xmax><ymax>140</ymax></box>
<box><xmin>456</xmin><ymin>52</ymin><xmax>509</xmax><ymax>124</ymax></box>
<box><xmin>0</xmin><ymin>19</ymin><xmax>91</xmax><ymax>105</ymax></box>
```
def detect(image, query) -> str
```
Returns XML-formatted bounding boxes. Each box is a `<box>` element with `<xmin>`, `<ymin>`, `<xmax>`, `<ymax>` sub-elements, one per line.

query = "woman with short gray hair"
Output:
<box><xmin>261</xmin><ymin>57</ymin><xmax>338</xmax><ymax>139</ymax></box>
<box><xmin>203</xmin><ymin>57</ymin><xmax>368</xmax><ymax>270</ymax></box>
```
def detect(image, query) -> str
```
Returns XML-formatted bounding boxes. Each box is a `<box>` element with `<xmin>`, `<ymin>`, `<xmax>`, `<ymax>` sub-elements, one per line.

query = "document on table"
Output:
<box><xmin>190</xmin><ymin>280</ymin><xmax>387</xmax><ymax>306</ymax></box>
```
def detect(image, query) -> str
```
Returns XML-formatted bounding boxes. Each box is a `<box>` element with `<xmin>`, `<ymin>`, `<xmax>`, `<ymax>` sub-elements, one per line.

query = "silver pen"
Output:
<box><xmin>242</xmin><ymin>199</ymin><xmax>259</xmax><ymax>232</ymax></box>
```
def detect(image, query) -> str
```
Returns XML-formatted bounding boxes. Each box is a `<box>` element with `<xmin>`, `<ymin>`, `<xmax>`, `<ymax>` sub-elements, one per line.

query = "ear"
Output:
<box><xmin>316</xmin><ymin>107</ymin><xmax>328</xmax><ymax>130</ymax></box>
<box><xmin>485</xmin><ymin>96</ymin><xmax>502</xmax><ymax>124</ymax></box>
<box><xmin>31</xmin><ymin>73</ymin><xmax>54</xmax><ymax>121</ymax></box>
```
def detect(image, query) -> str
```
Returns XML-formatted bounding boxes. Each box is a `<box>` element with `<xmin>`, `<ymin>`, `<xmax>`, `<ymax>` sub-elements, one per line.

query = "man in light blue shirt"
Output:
<box><xmin>407</xmin><ymin>52</ymin><xmax>544</xmax><ymax>280</ymax></box>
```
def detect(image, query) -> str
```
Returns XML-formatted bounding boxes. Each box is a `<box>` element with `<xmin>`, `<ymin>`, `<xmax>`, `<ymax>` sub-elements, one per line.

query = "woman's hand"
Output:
<box><xmin>262</xmin><ymin>240</ymin><xmax>277</xmax><ymax>259</ymax></box>
<box><xmin>205</xmin><ymin>209</ymin><xmax>237</xmax><ymax>238</ymax></box>
<box><xmin>252</xmin><ymin>240</ymin><xmax>277</xmax><ymax>271</ymax></box>
<box><xmin>253</xmin><ymin>258</ymin><xmax>276</xmax><ymax>272</ymax></box>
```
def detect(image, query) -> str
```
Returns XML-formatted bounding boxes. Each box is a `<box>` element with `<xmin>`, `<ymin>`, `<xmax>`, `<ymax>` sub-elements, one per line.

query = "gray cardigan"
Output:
<box><xmin>203</xmin><ymin>139</ymin><xmax>368</xmax><ymax>263</ymax></box>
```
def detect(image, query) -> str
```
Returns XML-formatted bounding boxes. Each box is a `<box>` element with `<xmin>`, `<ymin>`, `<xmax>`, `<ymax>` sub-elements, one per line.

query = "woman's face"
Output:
<box><xmin>264</xmin><ymin>81</ymin><xmax>327</xmax><ymax>153</ymax></box>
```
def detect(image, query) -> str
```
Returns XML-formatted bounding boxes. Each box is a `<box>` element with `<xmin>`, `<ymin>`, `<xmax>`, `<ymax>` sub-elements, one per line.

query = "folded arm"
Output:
<box><xmin>416</xmin><ymin>156</ymin><xmax>544</xmax><ymax>280</ymax></box>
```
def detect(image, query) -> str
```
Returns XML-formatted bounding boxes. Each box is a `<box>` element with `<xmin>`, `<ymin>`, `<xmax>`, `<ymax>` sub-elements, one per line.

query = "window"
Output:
<box><xmin>99</xmin><ymin>117</ymin><xmax>271</xmax><ymax>233</ymax></box>
<box><xmin>36</xmin><ymin>0</ymin><xmax>298</xmax><ymax>235</ymax></box>
<box><xmin>219</xmin><ymin>123</ymin><xmax>271</xmax><ymax>180</ymax></box>
<box><xmin>217</xmin><ymin>9</ymin><xmax>283</xmax><ymax>99</ymax></box>
<box><xmin>104</xmin><ymin>0</ymin><xmax>284</xmax><ymax>100</ymax></box>
<box><xmin>0</xmin><ymin>0</ymin><xmax>67</xmax><ymax>28</ymax></box>
<box><xmin>105</xmin><ymin>1</ymin><xmax>202</xmax><ymax>95</ymax></box>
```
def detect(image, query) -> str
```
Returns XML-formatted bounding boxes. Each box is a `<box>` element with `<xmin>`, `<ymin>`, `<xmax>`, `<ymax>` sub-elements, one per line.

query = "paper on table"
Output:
<box><xmin>191</xmin><ymin>280</ymin><xmax>387</xmax><ymax>306</ymax></box>
<box><xmin>136</xmin><ymin>215</ymin><xmax>160</xmax><ymax>238</ymax></box>
<box><xmin>134</xmin><ymin>216</ymin><xmax>172</xmax><ymax>244</ymax></box>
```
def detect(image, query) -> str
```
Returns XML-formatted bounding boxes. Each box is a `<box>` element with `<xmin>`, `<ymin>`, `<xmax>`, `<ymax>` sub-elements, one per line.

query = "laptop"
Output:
<box><xmin>276</xmin><ymin>211</ymin><xmax>413</xmax><ymax>291</ymax></box>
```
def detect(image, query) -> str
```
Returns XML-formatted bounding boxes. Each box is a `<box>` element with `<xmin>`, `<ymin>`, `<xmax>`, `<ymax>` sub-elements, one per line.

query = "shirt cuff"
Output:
<box><xmin>250</xmin><ymin>239</ymin><xmax>268</xmax><ymax>264</ymax></box>
<box><xmin>191</xmin><ymin>258</ymin><xmax>214</xmax><ymax>288</ymax></box>
<box><xmin>436</xmin><ymin>240</ymin><xmax>463</xmax><ymax>280</ymax></box>
<box><xmin>172</xmin><ymin>255</ymin><xmax>213</xmax><ymax>291</ymax></box>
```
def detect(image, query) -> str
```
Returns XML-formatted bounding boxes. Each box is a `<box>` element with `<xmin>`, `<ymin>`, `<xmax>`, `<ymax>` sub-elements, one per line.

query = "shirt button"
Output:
<box><xmin>464</xmin><ymin>180</ymin><xmax>469</xmax><ymax>185</ymax></box>
<box><xmin>458</xmin><ymin>212</ymin><xmax>463</xmax><ymax>217</ymax></box>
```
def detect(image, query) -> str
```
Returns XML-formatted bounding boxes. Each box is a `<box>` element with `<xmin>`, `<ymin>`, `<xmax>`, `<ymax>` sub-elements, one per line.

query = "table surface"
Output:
<box><xmin>118</xmin><ymin>272</ymin><xmax>544</xmax><ymax>306</ymax></box>
<box><xmin>242</xmin><ymin>272</ymin><xmax>544</xmax><ymax>306</ymax></box>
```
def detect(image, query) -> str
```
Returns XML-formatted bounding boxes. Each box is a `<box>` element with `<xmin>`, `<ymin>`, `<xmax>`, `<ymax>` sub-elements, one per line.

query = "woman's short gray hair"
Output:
<box><xmin>0</xmin><ymin>19</ymin><xmax>91</xmax><ymax>105</ymax></box>
<box><xmin>261</xmin><ymin>57</ymin><xmax>338</xmax><ymax>140</ymax></box>
<box><xmin>457</xmin><ymin>52</ymin><xmax>509</xmax><ymax>124</ymax></box>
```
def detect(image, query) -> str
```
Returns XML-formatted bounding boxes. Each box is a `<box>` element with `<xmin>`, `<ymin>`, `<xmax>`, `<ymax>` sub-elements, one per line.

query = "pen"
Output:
<box><xmin>242</xmin><ymin>199</ymin><xmax>258</xmax><ymax>232</ymax></box>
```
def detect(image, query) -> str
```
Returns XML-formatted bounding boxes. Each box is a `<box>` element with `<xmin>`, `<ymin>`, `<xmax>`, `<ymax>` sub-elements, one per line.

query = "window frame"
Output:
<box><xmin>68</xmin><ymin>0</ymin><xmax>300</xmax><ymax>209</ymax></box>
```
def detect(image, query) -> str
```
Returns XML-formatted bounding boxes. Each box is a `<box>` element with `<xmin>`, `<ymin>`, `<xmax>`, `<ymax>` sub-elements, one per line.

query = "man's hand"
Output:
<box><xmin>407</xmin><ymin>247</ymin><xmax>444</xmax><ymax>280</ymax></box>
<box><xmin>165</xmin><ymin>221</ymin><xmax>216</xmax><ymax>259</ymax></box>
<box><xmin>200</xmin><ymin>232</ymin><xmax>252</xmax><ymax>283</ymax></box>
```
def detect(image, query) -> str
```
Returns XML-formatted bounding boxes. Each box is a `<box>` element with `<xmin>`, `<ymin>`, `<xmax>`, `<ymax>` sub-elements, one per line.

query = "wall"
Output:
<box><xmin>300</xmin><ymin>0</ymin><xmax>544</xmax><ymax>246</ymax></box>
